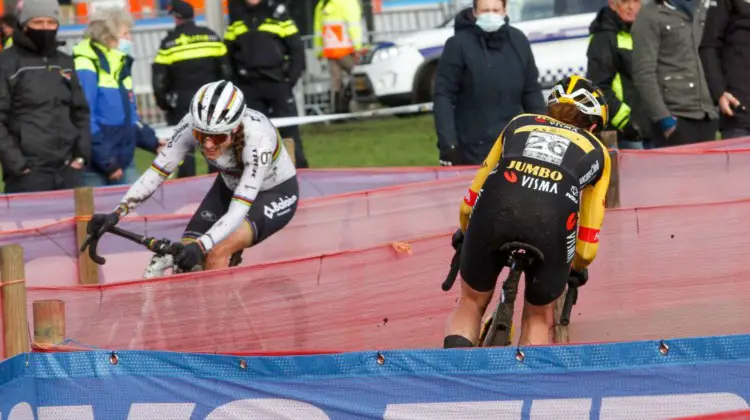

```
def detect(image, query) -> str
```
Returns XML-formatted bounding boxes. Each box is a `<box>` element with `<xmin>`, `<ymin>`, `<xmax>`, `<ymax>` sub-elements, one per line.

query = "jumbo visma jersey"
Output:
<box><xmin>459</xmin><ymin>113</ymin><xmax>611</xmax><ymax>272</ymax></box>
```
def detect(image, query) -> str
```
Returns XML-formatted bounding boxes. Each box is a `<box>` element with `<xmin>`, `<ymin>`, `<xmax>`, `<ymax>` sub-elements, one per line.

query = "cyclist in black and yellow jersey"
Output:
<box><xmin>444</xmin><ymin>75</ymin><xmax>612</xmax><ymax>349</ymax></box>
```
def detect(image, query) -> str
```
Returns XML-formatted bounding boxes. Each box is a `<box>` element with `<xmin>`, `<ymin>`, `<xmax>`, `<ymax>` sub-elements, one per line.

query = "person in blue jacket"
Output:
<box><xmin>73</xmin><ymin>7</ymin><xmax>165</xmax><ymax>186</ymax></box>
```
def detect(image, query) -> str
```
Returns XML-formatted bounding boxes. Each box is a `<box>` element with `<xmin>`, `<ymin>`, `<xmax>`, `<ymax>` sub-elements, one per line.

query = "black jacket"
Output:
<box><xmin>700</xmin><ymin>0</ymin><xmax>750</xmax><ymax>130</ymax></box>
<box><xmin>225</xmin><ymin>1</ymin><xmax>305</xmax><ymax>86</ymax></box>
<box><xmin>152</xmin><ymin>21</ymin><xmax>233</xmax><ymax>125</ymax></box>
<box><xmin>0</xmin><ymin>30</ymin><xmax>91</xmax><ymax>178</ymax></box>
<box><xmin>587</xmin><ymin>7</ymin><xmax>651</xmax><ymax>140</ymax></box>
<box><xmin>434</xmin><ymin>8</ymin><xmax>545</xmax><ymax>165</ymax></box>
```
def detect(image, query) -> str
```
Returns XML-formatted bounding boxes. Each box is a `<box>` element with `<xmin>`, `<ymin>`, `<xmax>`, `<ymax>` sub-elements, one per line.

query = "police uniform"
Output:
<box><xmin>152</xmin><ymin>0</ymin><xmax>232</xmax><ymax>177</ymax></box>
<box><xmin>224</xmin><ymin>0</ymin><xmax>309</xmax><ymax>168</ymax></box>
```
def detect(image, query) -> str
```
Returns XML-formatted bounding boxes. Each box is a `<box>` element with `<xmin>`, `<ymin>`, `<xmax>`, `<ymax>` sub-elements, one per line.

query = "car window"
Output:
<box><xmin>508</xmin><ymin>0</ymin><xmax>606</xmax><ymax>21</ymax></box>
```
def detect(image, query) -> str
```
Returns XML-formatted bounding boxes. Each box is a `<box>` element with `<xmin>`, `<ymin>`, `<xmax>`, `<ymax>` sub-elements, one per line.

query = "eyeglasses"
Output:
<box><xmin>193</xmin><ymin>129</ymin><xmax>231</xmax><ymax>146</ymax></box>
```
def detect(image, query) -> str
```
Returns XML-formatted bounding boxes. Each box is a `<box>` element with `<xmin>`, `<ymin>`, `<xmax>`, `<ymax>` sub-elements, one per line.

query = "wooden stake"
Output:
<box><xmin>33</xmin><ymin>300</ymin><xmax>66</xmax><ymax>346</ymax></box>
<box><xmin>1</xmin><ymin>244</ymin><xmax>30</xmax><ymax>358</ymax></box>
<box><xmin>75</xmin><ymin>187</ymin><xmax>99</xmax><ymax>284</ymax></box>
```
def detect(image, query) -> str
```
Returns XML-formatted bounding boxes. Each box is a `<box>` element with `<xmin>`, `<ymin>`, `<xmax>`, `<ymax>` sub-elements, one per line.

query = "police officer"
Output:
<box><xmin>225</xmin><ymin>0</ymin><xmax>310</xmax><ymax>168</ymax></box>
<box><xmin>152</xmin><ymin>0</ymin><xmax>231</xmax><ymax>177</ymax></box>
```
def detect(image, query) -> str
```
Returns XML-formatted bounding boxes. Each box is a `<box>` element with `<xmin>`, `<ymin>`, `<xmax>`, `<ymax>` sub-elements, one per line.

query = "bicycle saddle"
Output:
<box><xmin>498</xmin><ymin>241</ymin><xmax>545</xmax><ymax>266</ymax></box>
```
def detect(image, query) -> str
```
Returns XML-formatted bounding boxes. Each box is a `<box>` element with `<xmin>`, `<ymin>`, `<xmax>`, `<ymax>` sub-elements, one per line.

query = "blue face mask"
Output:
<box><xmin>476</xmin><ymin>13</ymin><xmax>506</xmax><ymax>32</ymax></box>
<box><xmin>118</xmin><ymin>38</ymin><xmax>133</xmax><ymax>56</ymax></box>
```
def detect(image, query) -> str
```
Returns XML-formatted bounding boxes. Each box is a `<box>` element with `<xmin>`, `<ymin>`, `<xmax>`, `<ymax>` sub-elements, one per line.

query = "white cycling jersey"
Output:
<box><xmin>117</xmin><ymin>108</ymin><xmax>296</xmax><ymax>252</ymax></box>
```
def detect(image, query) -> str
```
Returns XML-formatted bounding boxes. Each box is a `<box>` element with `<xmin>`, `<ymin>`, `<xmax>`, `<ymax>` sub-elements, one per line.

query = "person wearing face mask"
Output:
<box><xmin>586</xmin><ymin>0</ymin><xmax>652</xmax><ymax>149</ymax></box>
<box><xmin>72</xmin><ymin>7</ymin><xmax>166</xmax><ymax>187</ymax></box>
<box><xmin>0</xmin><ymin>0</ymin><xmax>91</xmax><ymax>193</ymax></box>
<box><xmin>434</xmin><ymin>0</ymin><xmax>546</xmax><ymax>166</ymax></box>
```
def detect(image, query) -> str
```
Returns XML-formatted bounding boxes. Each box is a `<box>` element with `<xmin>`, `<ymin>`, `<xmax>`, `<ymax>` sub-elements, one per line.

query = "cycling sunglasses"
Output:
<box><xmin>193</xmin><ymin>129</ymin><xmax>231</xmax><ymax>146</ymax></box>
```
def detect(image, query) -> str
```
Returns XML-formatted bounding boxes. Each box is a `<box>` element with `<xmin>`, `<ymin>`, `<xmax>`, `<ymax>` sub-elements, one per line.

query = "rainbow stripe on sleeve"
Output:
<box><xmin>150</xmin><ymin>162</ymin><xmax>172</xmax><ymax>178</ymax></box>
<box><xmin>232</xmin><ymin>195</ymin><xmax>254</xmax><ymax>207</ymax></box>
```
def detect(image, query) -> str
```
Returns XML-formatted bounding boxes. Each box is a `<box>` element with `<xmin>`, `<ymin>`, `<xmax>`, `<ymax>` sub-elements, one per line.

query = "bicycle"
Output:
<box><xmin>80</xmin><ymin>226</ymin><xmax>243</xmax><ymax>278</ymax></box>
<box><xmin>79</xmin><ymin>226</ymin><xmax>258</xmax><ymax>351</ymax></box>
<box><xmin>442</xmin><ymin>241</ymin><xmax>578</xmax><ymax>347</ymax></box>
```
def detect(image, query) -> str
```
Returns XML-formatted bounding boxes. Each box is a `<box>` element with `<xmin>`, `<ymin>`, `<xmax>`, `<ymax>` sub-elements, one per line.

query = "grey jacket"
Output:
<box><xmin>632</xmin><ymin>0</ymin><xmax>718</xmax><ymax>122</ymax></box>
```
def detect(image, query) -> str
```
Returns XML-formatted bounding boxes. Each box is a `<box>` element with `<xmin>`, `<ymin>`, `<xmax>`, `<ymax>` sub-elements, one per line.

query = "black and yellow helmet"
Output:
<box><xmin>547</xmin><ymin>75</ymin><xmax>609</xmax><ymax>133</ymax></box>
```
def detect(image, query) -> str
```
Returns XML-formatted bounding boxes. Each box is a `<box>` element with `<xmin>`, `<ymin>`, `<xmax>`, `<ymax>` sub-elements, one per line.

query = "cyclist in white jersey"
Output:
<box><xmin>86</xmin><ymin>80</ymin><xmax>298</xmax><ymax>273</ymax></box>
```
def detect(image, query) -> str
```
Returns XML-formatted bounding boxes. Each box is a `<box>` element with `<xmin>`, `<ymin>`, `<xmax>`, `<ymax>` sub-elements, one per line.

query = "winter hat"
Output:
<box><xmin>19</xmin><ymin>0</ymin><xmax>60</xmax><ymax>25</ymax></box>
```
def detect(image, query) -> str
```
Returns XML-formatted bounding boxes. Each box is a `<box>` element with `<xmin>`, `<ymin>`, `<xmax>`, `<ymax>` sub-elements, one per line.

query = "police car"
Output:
<box><xmin>352</xmin><ymin>0</ymin><xmax>606</xmax><ymax>107</ymax></box>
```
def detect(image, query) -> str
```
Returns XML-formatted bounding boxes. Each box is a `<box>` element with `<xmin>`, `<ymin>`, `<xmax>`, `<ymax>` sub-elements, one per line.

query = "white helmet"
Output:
<box><xmin>190</xmin><ymin>80</ymin><xmax>246</xmax><ymax>134</ymax></box>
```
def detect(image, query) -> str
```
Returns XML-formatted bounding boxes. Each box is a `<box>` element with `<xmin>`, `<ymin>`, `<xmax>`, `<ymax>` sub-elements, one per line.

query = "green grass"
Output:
<box><xmin>1</xmin><ymin>115</ymin><xmax>438</xmax><ymax>192</ymax></box>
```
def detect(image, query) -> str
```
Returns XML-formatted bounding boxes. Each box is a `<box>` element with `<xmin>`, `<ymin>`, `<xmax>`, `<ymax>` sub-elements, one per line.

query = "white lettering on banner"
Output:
<box><xmin>264</xmin><ymin>195</ymin><xmax>298</xmax><ymax>220</ymax></box>
<box><xmin>522</xmin><ymin>131</ymin><xmax>571</xmax><ymax>166</ymax></box>
<box><xmin>579</xmin><ymin>160</ymin><xmax>600</xmax><ymax>185</ymax></box>
<box><xmin>38</xmin><ymin>405</ymin><xmax>94</xmax><ymax>419</ymax></box>
<box><xmin>566</xmin><ymin>231</ymin><xmax>576</xmax><ymax>264</ymax></box>
<box><xmin>3</xmin><ymin>392</ymin><xmax>747</xmax><ymax>419</ymax></box>
<box><xmin>205</xmin><ymin>399</ymin><xmax>329</xmax><ymax>419</ymax></box>
<box><xmin>127</xmin><ymin>403</ymin><xmax>196</xmax><ymax>420</ymax></box>
<box><xmin>566</xmin><ymin>185</ymin><xmax>579</xmax><ymax>204</ymax></box>
<box><xmin>521</xmin><ymin>176</ymin><xmax>558</xmax><ymax>194</ymax></box>
<box><xmin>383</xmin><ymin>401</ymin><xmax>524</xmax><ymax>419</ymax></box>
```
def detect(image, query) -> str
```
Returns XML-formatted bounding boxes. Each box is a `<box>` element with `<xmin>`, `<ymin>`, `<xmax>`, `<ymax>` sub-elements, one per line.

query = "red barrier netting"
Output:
<box><xmin>673</xmin><ymin>410</ymin><xmax>750</xmax><ymax>420</ymax></box>
<box><xmin>4</xmin><ymin>143</ymin><xmax>750</xmax><ymax>230</ymax></box>
<box><xmin>0</xmin><ymin>167</ymin><xmax>476</xmax><ymax>230</ymax></box>
<box><xmin>0</xmin><ymin>176</ymin><xmax>470</xmax><ymax>286</ymax></box>
<box><xmin>618</xmin><ymin>148</ymin><xmax>750</xmax><ymax>207</ymax></box>
<box><xmin>20</xmin><ymin>197</ymin><xmax>750</xmax><ymax>356</ymax></box>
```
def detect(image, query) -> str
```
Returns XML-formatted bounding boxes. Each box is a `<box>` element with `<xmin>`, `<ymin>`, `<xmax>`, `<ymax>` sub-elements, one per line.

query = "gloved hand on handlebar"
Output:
<box><xmin>174</xmin><ymin>242</ymin><xmax>207</xmax><ymax>271</ymax></box>
<box><xmin>568</xmin><ymin>267</ymin><xmax>589</xmax><ymax>288</ymax></box>
<box><xmin>87</xmin><ymin>212</ymin><xmax>121</xmax><ymax>238</ymax></box>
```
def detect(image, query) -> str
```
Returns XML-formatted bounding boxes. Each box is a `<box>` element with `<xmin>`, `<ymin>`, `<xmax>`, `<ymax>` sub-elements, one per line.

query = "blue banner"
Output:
<box><xmin>2</xmin><ymin>335</ymin><xmax>750</xmax><ymax>419</ymax></box>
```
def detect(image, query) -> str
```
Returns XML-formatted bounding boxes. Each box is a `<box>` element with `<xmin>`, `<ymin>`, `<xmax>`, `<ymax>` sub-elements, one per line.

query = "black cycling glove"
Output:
<box><xmin>568</xmin><ymin>267</ymin><xmax>589</xmax><ymax>288</ymax></box>
<box><xmin>87</xmin><ymin>212</ymin><xmax>121</xmax><ymax>238</ymax></box>
<box><xmin>439</xmin><ymin>145</ymin><xmax>462</xmax><ymax>167</ymax></box>
<box><xmin>451</xmin><ymin>228</ymin><xmax>464</xmax><ymax>252</ymax></box>
<box><xmin>174</xmin><ymin>242</ymin><xmax>206</xmax><ymax>271</ymax></box>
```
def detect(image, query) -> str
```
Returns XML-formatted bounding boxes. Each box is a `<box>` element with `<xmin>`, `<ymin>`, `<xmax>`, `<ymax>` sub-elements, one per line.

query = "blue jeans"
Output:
<box><xmin>80</xmin><ymin>163</ymin><xmax>139</xmax><ymax>187</ymax></box>
<box><xmin>617</xmin><ymin>140</ymin><xmax>645</xmax><ymax>150</ymax></box>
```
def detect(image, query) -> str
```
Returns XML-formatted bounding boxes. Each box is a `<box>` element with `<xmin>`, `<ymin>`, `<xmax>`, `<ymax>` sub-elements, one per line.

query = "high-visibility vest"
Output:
<box><xmin>322</xmin><ymin>19</ymin><xmax>353</xmax><ymax>59</ymax></box>
<box><xmin>314</xmin><ymin>0</ymin><xmax>362</xmax><ymax>59</ymax></box>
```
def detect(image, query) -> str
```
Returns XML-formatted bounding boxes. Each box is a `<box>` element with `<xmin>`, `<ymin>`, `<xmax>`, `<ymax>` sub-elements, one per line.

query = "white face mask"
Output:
<box><xmin>475</xmin><ymin>12</ymin><xmax>506</xmax><ymax>32</ymax></box>
<box><xmin>118</xmin><ymin>38</ymin><xmax>133</xmax><ymax>56</ymax></box>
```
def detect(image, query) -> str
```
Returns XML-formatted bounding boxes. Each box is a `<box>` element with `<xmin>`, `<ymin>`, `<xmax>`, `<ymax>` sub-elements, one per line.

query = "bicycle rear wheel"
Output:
<box><xmin>480</xmin><ymin>268</ymin><xmax>522</xmax><ymax>347</ymax></box>
<box><xmin>553</xmin><ymin>285</ymin><xmax>570</xmax><ymax>344</ymax></box>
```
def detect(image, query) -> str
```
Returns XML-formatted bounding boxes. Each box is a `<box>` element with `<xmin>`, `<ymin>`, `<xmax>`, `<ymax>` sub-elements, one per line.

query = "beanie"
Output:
<box><xmin>19</xmin><ymin>0</ymin><xmax>60</xmax><ymax>25</ymax></box>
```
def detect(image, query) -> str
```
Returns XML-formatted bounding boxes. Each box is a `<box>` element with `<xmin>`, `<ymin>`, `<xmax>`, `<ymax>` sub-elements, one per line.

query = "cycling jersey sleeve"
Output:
<box><xmin>197</xmin><ymin>119</ymin><xmax>277</xmax><ymax>252</ymax></box>
<box><xmin>459</xmin><ymin>132</ymin><xmax>505</xmax><ymax>232</ymax></box>
<box><xmin>573</xmin><ymin>143</ymin><xmax>611</xmax><ymax>272</ymax></box>
<box><xmin>116</xmin><ymin>116</ymin><xmax>194</xmax><ymax>215</ymax></box>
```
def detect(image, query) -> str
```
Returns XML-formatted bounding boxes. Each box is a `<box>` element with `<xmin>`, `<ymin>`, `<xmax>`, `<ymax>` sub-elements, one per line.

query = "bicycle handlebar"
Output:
<box><xmin>441</xmin><ymin>250</ymin><xmax>461</xmax><ymax>291</ymax></box>
<box><xmin>559</xmin><ymin>286</ymin><xmax>578</xmax><ymax>326</ymax></box>
<box><xmin>79</xmin><ymin>225</ymin><xmax>183</xmax><ymax>266</ymax></box>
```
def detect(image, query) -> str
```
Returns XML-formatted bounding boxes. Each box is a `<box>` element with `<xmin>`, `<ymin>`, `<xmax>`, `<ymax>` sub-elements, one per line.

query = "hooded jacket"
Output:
<box><xmin>433</xmin><ymin>8</ymin><xmax>545</xmax><ymax>165</ymax></box>
<box><xmin>587</xmin><ymin>7</ymin><xmax>651</xmax><ymax>140</ymax></box>
<box><xmin>0</xmin><ymin>28</ymin><xmax>91</xmax><ymax>179</ymax></box>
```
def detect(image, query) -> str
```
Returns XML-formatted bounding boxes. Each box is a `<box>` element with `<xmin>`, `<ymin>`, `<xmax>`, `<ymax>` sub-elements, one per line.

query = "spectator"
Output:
<box><xmin>0</xmin><ymin>14</ymin><xmax>16</xmax><ymax>50</ymax></box>
<box><xmin>632</xmin><ymin>0</ymin><xmax>718</xmax><ymax>147</ymax></box>
<box><xmin>225</xmin><ymin>0</ymin><xmax>310</xmax><ymax>168</ymax></box>
<box><xmin>313</xmin><ymin>0</ymin><xmax>363</xmax><ymax>114</ymax></box>
<box><xmin>700</xmin><ymin>0</ymin><xmax>750</xmax><ymax>139</ymax></box>
<box><xmin>434</xmin><ymin>1</ymin><xmax>545</xmax><ymax>166</ymax></box>
<box><xmin>152</xmin><ymin>0</ymin><xmax>231</xmax><ymax>178</ymax></box>
<box><xmin>0</xmin><ymin>0</ymin><xmax>90</xmax><ymax>194</ymax></box>
<box><xmin>587</xmin><ymin>0</ymin><xmax>651</xmax><ymax>149</ymax></box>
<box><xmin>72</xmin><ymin>7</ymin><xmax>164</xmax><ymax>187</ymax></box>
